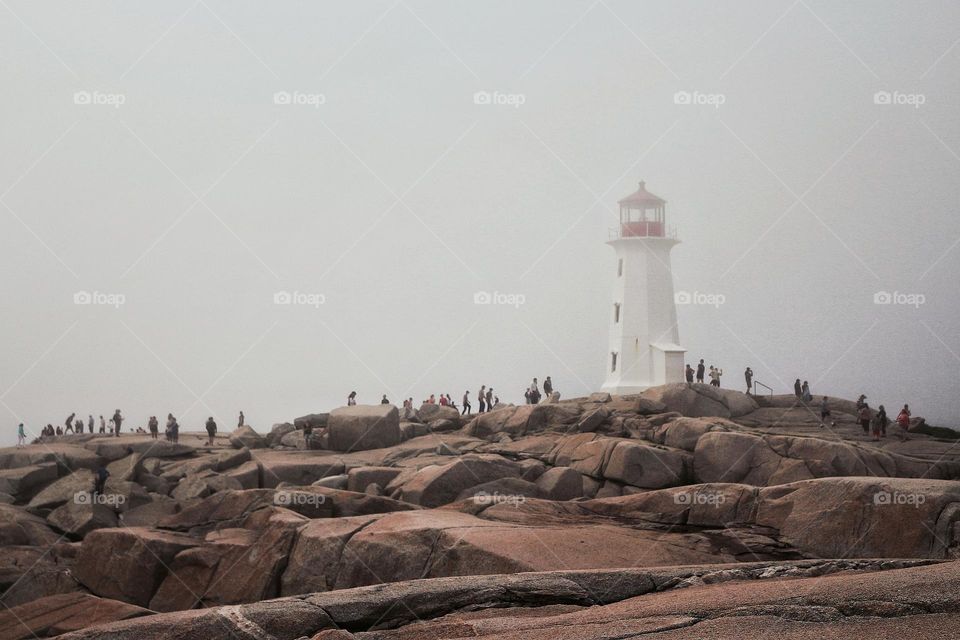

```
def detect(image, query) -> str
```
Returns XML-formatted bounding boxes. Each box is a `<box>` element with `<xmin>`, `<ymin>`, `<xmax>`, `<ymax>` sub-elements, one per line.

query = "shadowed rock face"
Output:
<box><xmin>2</xmin><ymin>391</ymin><xmax>959</xmax><ymax>638</ymax></box>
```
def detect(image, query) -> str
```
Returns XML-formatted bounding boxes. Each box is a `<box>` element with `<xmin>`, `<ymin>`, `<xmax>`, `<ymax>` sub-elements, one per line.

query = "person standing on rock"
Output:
<box><xmin>896</xmin><ymin>405</ymin><xmax>911</xmax><ymax>440</ymax></box>
<box><xmin>65</xmin><ymin>413</ymin><xmax>75</xmax><ymax>433</ymax></box>
<box><xmin>205</xmin><ymin>417</ymin><xmax>217</xmax><ymax>445</ymax></box>
<box><xmin>819</xmin><ymin>397</ymin><xmax>834</xmax><ymax>428</ymax></box>
<box><xmin>381</xmin><ymin>394</ymin><xmax>390</xmax><ymax>405</ymax></box>
<box><xmin>858</xmin><ymin>403</ymin><xmax>872</xmax><ymax>435</ymax></box>
<box><xmin>801</xmin><ymin>381</ymin><xmax>812</xmax><ymax>403</ymax></box>
<box><xmin>696</xmin><ymin>360</ymin><xmax>705</xmax><ymax>384</ymax></box>
<box><xmin>347</xmin><ymin>391</ymin><xmax>357</xmax><ymax>406</ymax></box>
<box><xmin>685</xmin><ymin>364</ymin><xmax>694</xmax><ymax>384</ymax></box>
<box><xmin>17</xmin><ymin>423</ymin><xmax>26</xmax><ymax>448</ymax></box>
<box><xmin>238</xmin><ymin>411</ymin><xmax>245</xmax><ymax>427</ymax></box>
<box><xmin>478</xmin><ymin>386</ymin><xmax>486</xmax><ymax>413</ymax></box>
<box><xmin>112</xmin><ymin>410</ymin><xmax>123</xmax><ymax>437</ymax></box>
<box><xmin>99</xmin><ymin>415</ymin><xmax>106</xmax><ymax>434</ymax></box>
<box><xmin>485</xmin><ymin>387</ymin><xmax>494</xmax><ymax>410</ymax></box>
<box><xmin>87</xmin><ymin>415</ymin><xmax>94</xmax><ymax>433</ymax></box>
<box><xmin>148</xmin><ymin>416</ymin><xmax>159</xmax><ymax>439</ymax></box>
<box><xmin>543</xmin><ymin>377</ymin><xmax>553</xmax><ymax>398</ymax></box>
<box><xmin>708</xmin><ymin>366</ymin><xmax>723</xmax><ymax>387</ymax></box>
<box><xmin>93</xmin><ymin>464</ymin><xmax>109</xmax><ymax>498</ymax></box>
<box><xmin>461</xmin><ymin>391</ymin><xmax>471</xmax><ymax>415</ymax></box>
<box><xmin>744</xmin><ymin>367</ymin><xmax>753</xmax><ymax>394</ymax></box>
<box><xmin>876</xmin><ymin>405</ymin><xmax>888</xmax><ymax>439</ymax></box>
<box><xmin>794</xmin><ymin>379</ymin><xmax>802</xmax><ymax>399</ymax></box>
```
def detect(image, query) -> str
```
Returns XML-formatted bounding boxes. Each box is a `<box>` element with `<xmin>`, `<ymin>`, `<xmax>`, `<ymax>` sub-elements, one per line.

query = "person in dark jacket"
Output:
<box><xmin>205</xmin><ymin>417</ymin><xmax>217</xmax><ymax>445</ymax></box>
<box><xmin>696</xmin><ymin>360</ymin><xmax>705</xmax><ymax>383</ymax></box>
<box><xmin>744</xmin><ymin>367</ymin><xmax>753</xmax><ymax>393</ymax></box>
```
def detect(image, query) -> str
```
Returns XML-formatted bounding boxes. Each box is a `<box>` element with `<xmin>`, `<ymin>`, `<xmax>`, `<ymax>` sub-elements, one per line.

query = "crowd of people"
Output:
<box><xmin>20</xmin><ymin>409</ymin><xmax>249</xmax><ymax>448</ymax></box>
<box><xmin>352</xmin><ymin>376</ymin><xmax>558</xmax><ymax>419</ymax></box>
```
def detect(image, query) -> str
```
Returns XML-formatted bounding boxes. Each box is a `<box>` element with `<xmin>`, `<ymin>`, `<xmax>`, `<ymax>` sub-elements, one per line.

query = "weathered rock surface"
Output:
<box><xmin>228</xmin><ymin>425</ymin><xmax>266</xmax><ymax>449</ymax></box>
<box><xmin>327</xmin><ymin>405</ymin><xmax>401</xmax><ymax>452</ymax></box>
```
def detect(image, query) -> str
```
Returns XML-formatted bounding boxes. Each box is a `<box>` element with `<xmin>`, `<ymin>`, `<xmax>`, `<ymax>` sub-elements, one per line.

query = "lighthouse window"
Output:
<box><xmin>611</xmin><ymin>352</ymin><xmax>618</xmax><ymax>372</ymax></box>
<box><xmin>614</xmin><ymin>303</ymin><xmax>620</xmax><ymax>323</ymax></box>
<box><xmin>617</xmin><ymin>259</ymin><xmax>623</xmax><ymax>277</ymax></box>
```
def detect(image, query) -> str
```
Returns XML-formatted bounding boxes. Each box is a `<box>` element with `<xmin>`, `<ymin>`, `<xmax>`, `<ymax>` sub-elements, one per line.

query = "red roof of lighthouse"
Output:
<box><xmin>618</xmin><ymin>181</ymin><xmax>666</xmax><ymax>206</ymax></box>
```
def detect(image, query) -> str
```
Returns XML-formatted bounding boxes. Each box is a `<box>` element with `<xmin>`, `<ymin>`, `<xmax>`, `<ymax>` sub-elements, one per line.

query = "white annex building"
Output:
<box><xmin>602</xmin><ymin>181</ymin><xmax>685</xmax><ymax>395</ymax></box>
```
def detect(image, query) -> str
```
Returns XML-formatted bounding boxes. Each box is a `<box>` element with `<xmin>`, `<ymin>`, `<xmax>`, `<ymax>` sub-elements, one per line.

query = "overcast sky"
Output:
<box><xmin>1</xmin><ymin>1</ymin><xmax>958</xmax><ymax>442</ymax></box>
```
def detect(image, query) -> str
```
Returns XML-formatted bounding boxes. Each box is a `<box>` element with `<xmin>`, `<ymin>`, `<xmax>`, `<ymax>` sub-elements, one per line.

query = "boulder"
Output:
<box><xmin>228</xmin><ymin>425</ymin><xmax>265</xmax><ymax>449</ymax></box>
<box><xmin>27</xmin><ymin>470</ymin><xmax>94</xmax><ymax>513</ymax></box>
<box><xmin>576</xmin><ymin>407</ymin><xmax>609</xmax><ymax>433</ymax></box>
<box><xmin>397</xmin><ymin>455</ymin><xmax>529</xmax><ymax>507</ymax></box>
<box><xmin>83</xmin><ymin>439</ymin><xmax>194</xmax><ymax>462</ymax></box>
<box><xmin>327</xmin><ymin>405</ymin><xmax>401</xmax><ymax>452</ymax></box>
<box><xmin>106</xmin><ymin>454</ymin><xmax>143</xmax><ymax>482</ymax></box>
<box><xmin>0</xmin><ymin>503</ymin><xmax>61</xmax><ymax>546</ymax></box>
<box><xmin>119</xmin><ymin>500</ymin><xmax>180</xmax><ymax>527</ymax></box>
<box><xmin>281</xmin><ymin>515</ymin><xmax>381</xmax><ymax>595</ymax></box>
<box><xmin>416</xmin><ymin>404</ymin><xmax>460</xmax><ymax>423</ymax></box>
<box><xmin>267</xmin><ymin>422</ymin><xmax>296</xmax><ymax>446</ymax></box>
<box><xmin>0</xmin><ymin>463</ymin><xmax>58</xmax><ymax>499</ymax></box>
<box><xmin>0</xmin><ymin>593</ymin><xmax>150</xmax><ymax>640</ymax></box>
<box><xmin>150</xmin><ymin>508</ymin><xmax>307</xmax><ymax>611</ymax></box>
<box><xmin>294</xmin><ymin>413</ymin><xmax>329</xmax><ymax>430</ymax></box>
<box><xmin>280</xmin><ymin>429</ymin><xmax>308</xmax><ymax>449</ymax></box>
<box><xmin>170</xmin><ymin>471</ymin><xmax>243</xmax><ymax>501</ymax></box>
<box><xmin>347</xmin><ymin>467</ymin><xmax>403</xmax><ymax>493</ymax></box>
<box><xmin>47</xmin><ymin>500</ymin><xmax>118</xmax><ymax>537</ymax></box>
<box><xmin>588</xmin><ymin>392</ymin><xmax>612</xmax><ymax>403</ymax></box>
<box><xmin>224</xmin><ymin>460</ymin><xmax>260</xmax><ymax>489</ymax></box>
<box><xmin>73</xmin><ymin>527</ymin><xmax>201</xmax><ymax>606</ymax></box>
<box><xmin>256</xmin><ymin>451</ymin><xmax>345</xmax><ymax>488</ymax></box>
<box><xmin>0</xmin><ymin>444</ymin><xmax>101</xmax><ymax>473</ymax></box>
<box><xmin>535</xmin><ymin>467</ymin><xmax>584</xmax><ymax>500</ymax></box>
<box><xmin>642</xmin><ymin>383</ymin><xmax>731</xmax><ymax>418</ymax></box>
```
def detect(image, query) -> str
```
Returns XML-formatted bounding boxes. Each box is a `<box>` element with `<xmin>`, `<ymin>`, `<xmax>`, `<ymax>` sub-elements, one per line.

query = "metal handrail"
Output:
<box><xmin>608</xmin><ymin>225</ymin><xmax>679</xmax><ymax>240</ymax></box>
<box><xmin>752</xmin><ymin>380</ymin><xmax>773</xmax><ymax>397</ymax></box>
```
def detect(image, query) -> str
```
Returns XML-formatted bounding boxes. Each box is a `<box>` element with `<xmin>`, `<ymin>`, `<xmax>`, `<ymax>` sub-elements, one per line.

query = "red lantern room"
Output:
<box><xmin>618</xmin><ymin>180</ymin><xmax>666</xmax><ymax>237</ymax></box>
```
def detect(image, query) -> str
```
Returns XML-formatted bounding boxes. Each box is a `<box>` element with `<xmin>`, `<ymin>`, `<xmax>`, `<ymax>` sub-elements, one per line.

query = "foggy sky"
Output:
<box><xmin>1</xmin><ymin>0</ymin><xmax>959</xmax><ymax>443</ymax></box>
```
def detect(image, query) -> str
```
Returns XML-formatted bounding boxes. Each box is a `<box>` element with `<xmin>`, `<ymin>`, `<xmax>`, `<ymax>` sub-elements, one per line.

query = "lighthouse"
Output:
<box><xmin>602</xmin><ymin>181</ymin><xmax>685</xmax><ymax>395</ymax></box>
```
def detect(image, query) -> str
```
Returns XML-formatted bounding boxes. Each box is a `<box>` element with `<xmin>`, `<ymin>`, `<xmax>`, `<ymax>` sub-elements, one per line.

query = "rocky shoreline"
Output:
<box><xmin>2</xmin><ymin>383</ymin><xmax>959</xmax><ymax>639</ymax></box>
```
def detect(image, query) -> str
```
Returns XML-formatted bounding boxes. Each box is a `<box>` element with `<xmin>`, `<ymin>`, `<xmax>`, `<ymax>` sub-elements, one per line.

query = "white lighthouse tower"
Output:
<box><xmin>602</xmin><ymin>181</ymin><xmax>685</xmax><ymax>395</ymax></box>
